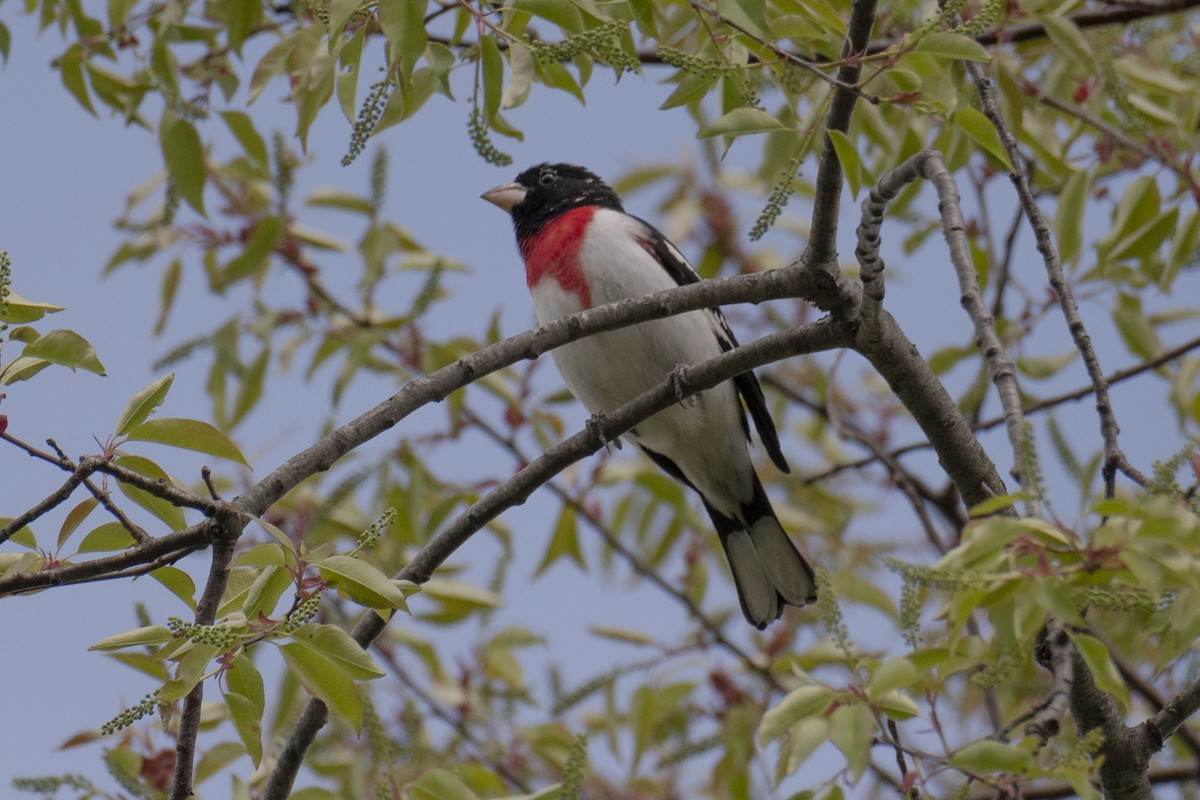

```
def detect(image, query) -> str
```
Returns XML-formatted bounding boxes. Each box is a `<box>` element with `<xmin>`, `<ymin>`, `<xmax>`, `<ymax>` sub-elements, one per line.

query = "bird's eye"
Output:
<box><xmin>538</xmin><ymin>172</ymin><xmax>556</xmax><ymax>185</ymax></box>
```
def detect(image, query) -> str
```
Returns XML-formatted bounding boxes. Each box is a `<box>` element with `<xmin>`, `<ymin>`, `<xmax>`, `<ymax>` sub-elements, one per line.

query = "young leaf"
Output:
<box><xmin>280</xmin><ymin>642</ymin><xmax>364</xmax><ymax>731</ymax></box>
<box><xmin>757</xmin><ymin>685</ymin><xmax>833</xmax><ymax>745</ymax></box>
<box><xmin>287</xmin><ymin>623</ymin><xmax>386</xmax><ymax>680</ymax></box>
<box><xmin>0</xmin><ymin>289</ymin><xmax>63</xmax><ymax>324</ymax></box>
<box><xmin>316</xmin><ymin>555</ymin><xmax>410</xmax><ymax>610</ymax></box>
<box><xmin>828</xmin><ymin>130</ymin><xmax>863</xmax><ymax>198</ymax></box>
<box><xmin>23</xmin><ymin>329</ymin><xmax>106</xmax><ymax>375</ymax></box>
<box><xmin>115</xmin><ymin>373</ymin><xmax>175</xmax><ymax>436</ymax></box>
<box><xmin>57</xmin><ymin>498</ymin><xmax>99</xmax><ymax>550</ymax></box>
<box><xmin>914</xmin><ymin>32</ymin><xmax>991</xmax><ymax>62</ymax></box>
<box><xmin>225</xmin><ymin>691</ymin><xmax>264</xmax><ymax>767</ymax></box>
<box><xmin>160</xmin><ymin>113</ymin><xmax>206</xmax><ymax>214</ymax></box>
<box><xmin>78</xmin><ymin>521</ymin><xmax>136</xmax><ymax>552</ymax></box>
<box><xmin>124</xmin><ymin>417</ymin><xmax>250</xmax><ymax>467</ymax></box>
<box><xmin>697</xmin><ymin>107</ymin><xmax>786</xmax><ymax>139</ymax></box>
<box><xmin>952</xmin><ymin>106</ymin><xmax>1013</xmax><ymax>171</ymax></box>
<box><xmin>89</xmin><ymin>625</ymin><xmax>174</xmax><ymax>651</ymax></box>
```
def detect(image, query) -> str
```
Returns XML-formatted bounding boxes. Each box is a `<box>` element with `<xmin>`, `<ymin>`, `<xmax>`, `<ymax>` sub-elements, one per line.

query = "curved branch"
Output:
<box><xmin>963</xmin><ymin>60</ymin><xmax>1146</xmax><ymax>494</ymax></box>
<box><xmin>263</xmin><ymin>319</ymin><xmax>849</xmax><ymax>799</ymax></box>
<box><xmin>858</xmin><ymin>150</ymin><xmax>1034</xmax><ymax>509</ymax></box>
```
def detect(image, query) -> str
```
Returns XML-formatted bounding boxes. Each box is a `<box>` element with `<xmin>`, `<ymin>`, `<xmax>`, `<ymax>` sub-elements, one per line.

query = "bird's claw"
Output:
<box><xmin>586</xmin><ymin>412</ymin><xmax>622</xmax><ymax>451</ymax></box>
<box><xmin>668</xmin><ymin>364</ymin><xmax>695</xmax><ymax>407</ymax></box>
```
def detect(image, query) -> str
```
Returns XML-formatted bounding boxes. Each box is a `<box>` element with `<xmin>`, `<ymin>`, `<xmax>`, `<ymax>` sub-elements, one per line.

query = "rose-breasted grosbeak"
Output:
<box><xmin>483</xmin><ymin>163</ymin><xmax>816</xmax><ymax>628</ymax></box>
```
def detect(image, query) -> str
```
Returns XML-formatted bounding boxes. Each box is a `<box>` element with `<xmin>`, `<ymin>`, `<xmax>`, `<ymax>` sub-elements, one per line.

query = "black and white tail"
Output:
<box><xmin>705</xmin><ymin>476</ymin><xmax>817</xmax><ymax>629</ymax></box>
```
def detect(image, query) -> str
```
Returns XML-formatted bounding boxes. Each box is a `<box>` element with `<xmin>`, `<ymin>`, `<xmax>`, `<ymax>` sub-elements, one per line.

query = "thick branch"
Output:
<box><xmin>1070</xmin><ymin>643</ymin><xmax>1155</xmax><ymax>799</ymax></box>
<box><xmin>858</xmin><ymin>150</ymin><xmax>1033</xmax><ymax>509</ymax></box>
<box><xmin>263</xmin><ymin>320</ymin><xmax>849</xmax><ymax>799</ymax></box>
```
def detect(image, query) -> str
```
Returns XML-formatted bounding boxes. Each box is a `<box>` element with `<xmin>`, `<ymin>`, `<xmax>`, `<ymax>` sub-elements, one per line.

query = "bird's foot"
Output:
<box><xmin>668</xmin><ymin>364</ymin><xmax>696</xmax><ymax>407</ymax></box>
<box><xmin>585</xmin><ymin>412</ymin><xmax>622</xmax><ymax>451</ymax></box>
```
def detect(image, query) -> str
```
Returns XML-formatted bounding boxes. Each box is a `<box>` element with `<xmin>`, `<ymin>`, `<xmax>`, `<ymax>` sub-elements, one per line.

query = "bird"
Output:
<box><xmin>483</xmin><ymin>163</ymin><xmax>816</xmax><ymax>628</ymax></box>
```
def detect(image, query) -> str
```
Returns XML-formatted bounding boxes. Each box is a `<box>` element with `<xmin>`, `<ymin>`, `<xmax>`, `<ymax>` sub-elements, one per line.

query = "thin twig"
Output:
<box><xmin>964</xmin><ymin>60</ymin><xmax>1148</xmax><ymax>494</ymax></box>
<box><xmin>803</xmin><ymin>0</ymin><xmax>880</xmax><ymax>270</ymax></box>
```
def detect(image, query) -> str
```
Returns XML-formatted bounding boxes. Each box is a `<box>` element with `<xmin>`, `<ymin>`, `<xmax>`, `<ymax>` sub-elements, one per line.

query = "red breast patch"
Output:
<box><xmin>519</xmin><ymin>206</ymin><xmax>595</xmax><ymax>308</ymax></box>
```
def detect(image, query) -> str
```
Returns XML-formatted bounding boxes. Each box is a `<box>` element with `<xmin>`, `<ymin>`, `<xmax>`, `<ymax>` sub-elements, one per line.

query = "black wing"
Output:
<box><xmin>635</xmin><ymin>217</ymin><xmax>790</xmax><ymax>474</ymax></box>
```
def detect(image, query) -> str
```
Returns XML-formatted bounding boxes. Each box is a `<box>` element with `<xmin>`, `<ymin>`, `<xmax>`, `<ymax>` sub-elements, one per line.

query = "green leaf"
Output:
<box><xmin>115</xmin><ymin>373</ymin><xmax>174</xmax><ymax>436</ymax></box>
<box><xmin>59</xmin><ymin>44</ymin><xmax>97</xmax><ymax>115</ymax></box>
<box><xmin>405</xmin><ymin>769</ymin><xmax>481</xmax><ymax>800</ymax></box>
<box><xmin>288</xmin><ymin>623</ymin><xmax>386</xmax><ymax>680</ymax></box>
<box><xmin>587</xmin><ymin>625</ymin><xmax>657</xmax><ymax>646</ymax></box>
<box><xmin>914</xmin><ymin>32</ymin><xmax>991</xmax><ymax>62</ymax></box>
<box><xmin>160</xmin><ymin>113</ymin><xmax>206</xmax><ymax>214</ymax></box>
<box><xmin>280</xmin><ymin>641</ymin><xmax>364</xmax><ymax>731</ymax></box>
<box><xmin>757</xmin><ymin>685</ymin><xmax>833</xmax><ymax>745</ymax></box>
<box><xmin>125</xmin><ymin>417</ymin><xmax>250</xmax><ymax>467</ymax></box>
<box><xmin>866</xmin><ymin>657</ymin><xmax>919</xmax><ymax>701</ymax></box>
<box><xmin>1113</xmin><ymin>293</ymin><xmax>1162</xmax><ymax>359</ymax></box>
<box><xmin>226</xmin><ymin>0</ymin><xmax>262</xmax><ymax>56</ymax></box>
<box><xmin>78</xmin><ymin>521</ymin><xmax>136</xmax><ymax>552</ymax></box>
<box><xmin>534</xmin><ymin>505</ymin><xmax>585</xmax><ymax>575</ymax></box>
<box><xmin>227</xmin><ymin>653</ymin><xmax>266</xmax><ymax>714</ymax></box>
<box><xmin>1110</xmin><ymin>208</ymin><xmax>1179</xmax><ymax>262</ymax></box>
<box><xmin>1070</xmin><ymin>632</ymin><xmax>1130</xmax><ymax>706</ymax></box>
<box><xmin>57</xmin><ymin>498</ymin><xmax>99</xmax><ymax>549</ymax></box>
<box><xmin>828</xmin><ymin>703</ymin><xmax>874</xmax><ymax>779</ymax></box>
<box><xmin>1054</xmin><ymin>170</ymin><xmax>1089</xmax><ymax>265</ymax></box>
<box><xmin>775</xmin><ymin>717</ymin><xmax>829</xmax><ymax>782</ymax></box>
<box><xmin>113</xmin><ymin>454</ymin><xmax>186</xmax><ymax>530</ymax></box>
<box><xmin>241</xmin><ymin>565</ymin><xmax>293</xmax><ymax>619</ymax></box>
<box><xmin>217</xmin><ymin>216</ymin><xmax>284</xmax><ymax>290</ymax></box>
<box><xmin>225</xmin><ymin>691</ymin><xmax>264</xmax><ymax>767</ymax></box>
<box><xmin>316</xmin><ymin>555</ymin><xmax>410</xmax><ymax>610</ymax></box>
<box><xmin>697</xmin><ymin>107</ymin><xmax>786</xmax><ymax>139</ymax></box>
<box><xmin>1038</xmin><ymin>15</ymin><xmax>1094</xmax><ymax>71</ymax></box>
<box><xmin>306</xmin><ymin>187</ymin><xmax>374</xmax><ymax>214</ymax></box>
<box><xmin>660</xmin><ymin>72</ymin><xmax>718</xmax><ymax>111</ymax></box>
<box><xmin>160</xmin><ymin>643</ymin><xmax>221</xmax><ymax>702</ymax></box>
<box><xmin>950</xmin><ymin>739</ymin><xmax>1033</xmax><ymax>774</ymax></box>
<box><xmin>23</xmin><ymin>329</ymin><xmax>106</xmax><ymax>375</ymax></box>
<box><xmin>480</xmin><ymin>34</ymin><xmax>504</xmax><ymax>122</ymax></box>
<box><xmin>0</xmin><ymin>290</ymin><xmax>63</xmax><ymax>324</ymax></box>
<box><xmin>953</xmin><ymin>106</ymin><xmax>1013</xmax><ymax>171</ymax></box>
<box><xmin>220</xmin><ymin>111</ymin><xmax>268</xmax><ymax>166</ymax></box>
<box><xmin>89</xmin><ymin>625</ymin><xmax>174</xmax><ymax>651</ymax></box>
<box><xmin>503</xmin><ymin>41</ymin><xmax>534</xmax><ymax>110</ymax></box>
<box><xmin>1162</xmin><ymin>211</ymin><xmax>1200</xmax><ymax>290</ymax></box>
<box><xmin>378</xmin><ymin>0</ymin><xmax>427</xmax><ymax>79</ymax></box>
<box><xmin>828</xmin><ymin>129</ymin><xmax>862</xmax><ymax>198</ymax></box>
<box><xmin>152</xmin><ymin>566</ymin><xmax>198</xmax><ymax>610</ymax></box>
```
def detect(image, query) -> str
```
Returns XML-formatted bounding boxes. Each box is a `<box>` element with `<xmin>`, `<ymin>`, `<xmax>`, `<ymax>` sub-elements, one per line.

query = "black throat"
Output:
<box><xmin>509</xmin><ymin>163</ymin><xmax>625</xmax><ymax>243</ymax></box>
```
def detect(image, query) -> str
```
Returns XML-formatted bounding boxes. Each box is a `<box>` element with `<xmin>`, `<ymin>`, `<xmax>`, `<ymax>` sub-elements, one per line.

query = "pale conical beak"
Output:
<box><xmin>481</xmin><ymin>182</ymin><xmax>527</xmax><ymax>213</ymax></box>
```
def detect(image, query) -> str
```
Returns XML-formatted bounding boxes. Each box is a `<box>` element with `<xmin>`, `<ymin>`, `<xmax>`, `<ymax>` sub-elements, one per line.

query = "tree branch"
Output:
<box><xmin>803</xmin><ymin>0</ymin><xmax>879</xmax><ymax>270</ymax></box>
<box><xmin>169</xmin><ymin>511</ymin><xmax>238</xmax><ymax>800</ymax></box>
<box><xmin>963</xmin><ymin>59</ymin><xmax>1147</xmax><ymax>495</ymax></box>
<box><xmin>867</xmin><ymin>0</ymin><xmax>1200</xmax><ymax>53</ymax></box>
<box><xmin>262</xmin><ymin>319</ymin><xmax>849</xmax><ymax>799</ymax></box>
<box><xmin>858</xmin><ymin>149</ymin><xmax>1035</xmax><ymax>510</ymax></box>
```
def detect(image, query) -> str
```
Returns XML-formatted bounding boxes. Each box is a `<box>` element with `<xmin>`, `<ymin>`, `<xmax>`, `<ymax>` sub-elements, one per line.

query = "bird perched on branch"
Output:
<box><xmin>483</xmin><ymin>163</ymin><xmax>816</xmax><ymax>628</ymax></box>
